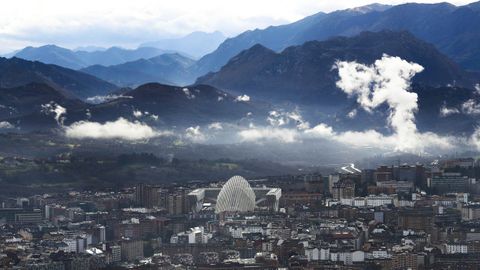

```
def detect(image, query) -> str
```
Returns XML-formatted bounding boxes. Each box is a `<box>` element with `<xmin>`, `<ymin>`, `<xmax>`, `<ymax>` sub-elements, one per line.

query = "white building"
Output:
<box><xmin>228</xmin><ymin>226</ymin><xmax>264</xmax><ymax>239</ymax></box>
<box><xmin>305</xmin><ymin>248</ymin><xmax>319</xmax><ymax>261</ymax></box>
<box><xmin>62</xmin><ymin>238</ymin><xmax>77</xmax><ymax>253</ymax></box>
<box><xmin>445</xmin><ymin>243</ymin><xmax>468</xmax><ymax>254</ymax></box>
<box><xmin>337</xmin><ymin>195</ymin><xmax>393</xmax><ymax>207</ymax></box>
<box><xmin>170</xmin><ymin>226</ymin><xmax>212</xmax><ymax>244</ymax></box>
<box><xmin>338</xmin><ymin>251</ymin><xmax>365</xmax><ymax>265</ymax></box>
<box><xmin>366</xmin><ymin>195</ymin><xmax>393</xmax><ymax>207</ymax></box>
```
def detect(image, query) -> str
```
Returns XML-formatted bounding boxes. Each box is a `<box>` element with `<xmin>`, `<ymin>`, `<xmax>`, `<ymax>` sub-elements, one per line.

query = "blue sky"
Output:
<box><xmin>0</xmin><ymin>0</ymin><xmax>473</xmax><ymax>53</ymax></box>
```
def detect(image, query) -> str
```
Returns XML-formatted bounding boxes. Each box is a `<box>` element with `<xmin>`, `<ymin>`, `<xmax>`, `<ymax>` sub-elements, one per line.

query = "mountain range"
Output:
<box><xmin>140</xmin><ymin>31</ymin><xmax>226</xmax><ymax>59</ymax></box>
<box><xmin>8</xmin><ymin>2</ymin><xmax>480</xmax><ymax>87</ymax></box>
<box><xmin>0</xmin><ymin>82</ymin><xmax>268</xmax><ymax>131</ymax></box>
<box><xmin>0</xmin><ymin>57</ymin><xmax>117</xmax><ymax>100</ymax></box>
<box><xmin>81</xmin><ymin>53</ymin><xmax>196</xmax><ymax>87</ymax></box>
<box><xmin>197</xmin><ymin>31</ymin><xmax>477</xmax><ymax>106</ymax></box>
<box><xmin>2</xmin><ymin>29</ymin><xmax>480</xmax><ymax>135</ymax></box>
<box><xmin>193</xmin><ymin>1</ymin><xmax>480</xmax><ymax>76</ymax></box>
<box><xmin>83</xmin><ymin>83</ymin><xmax>266</xmax><ymax>126</ymax></box>
<box><xmin>0</xmin><ymin>83</ymin><xmax>84</xmax><ymax>121</ymax></box>
<box><xmin>1</xmin><ymin>2</ymin><xmax>480</xmax><ymax>137</ymax></box>
<box><xmin>13</xmin><ymin>45</ymin><xmax>177</xmax><ymax>70</ymax></box>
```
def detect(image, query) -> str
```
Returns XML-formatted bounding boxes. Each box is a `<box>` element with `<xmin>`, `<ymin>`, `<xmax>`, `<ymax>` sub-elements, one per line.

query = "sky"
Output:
<box><xmin>0</xmin><ymin>0</ymin><xmax>474</xmax><ymax>53</ymax></box>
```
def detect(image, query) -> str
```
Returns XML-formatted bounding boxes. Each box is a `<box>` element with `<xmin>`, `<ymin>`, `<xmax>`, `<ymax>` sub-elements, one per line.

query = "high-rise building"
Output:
<box><xmin>167</xmin><ymin>191</ymin><xmax>186</xmax><ymax>215</ymax></box>
<box><xmin>135</xmin><ymin>183</ymin><xmax>166</xmax><ymax>208</ymax></box>
<box><xmin>430</xmin><ymin>173</ymin><xmax>471</xmax><ymax>193</ymax></box>
<box><xmin>374</xmin><ymin>166</ymin><xmax>393</xmax><ymax>182</ymax></box>
<box><xmin>109</xmin><ymin>245</ymin><xmax>121</xmax><ymax>263</ymax></box>
<box><xmin>398</xmin><ymin>207</ymin><xmax>434</xmax><ymax>232</ymax></box>
<box><xmin>391</xmin><ymin>252</ymin><xmax>417</xmax><ymax>270</ymax></box>
<box><xmin>121</xmin><ymin>240</ymin><xmax>143</xmax><ymax>262</ymax></box>
<box><xmin>332</xmin><ymin>180</ymin><xmax>355</xmax><ymax>200</ymax></box>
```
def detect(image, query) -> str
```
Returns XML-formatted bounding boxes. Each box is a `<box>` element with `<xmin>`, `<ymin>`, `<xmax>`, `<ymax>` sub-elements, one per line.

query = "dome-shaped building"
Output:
<box><xmin>215</xmin><ymin>175</ymin><xmax>256</xmax><ymax>214</ymax></box>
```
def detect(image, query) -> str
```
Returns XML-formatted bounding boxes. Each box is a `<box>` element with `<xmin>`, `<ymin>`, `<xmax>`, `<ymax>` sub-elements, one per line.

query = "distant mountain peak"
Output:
<box><xmin>140</xmin><ymin>31</ymin><xmax>227</xmax><ymax>58</ymax></box>
<box><xmin>467</xmin><ymin>1</ymin><xmax>480</xmax><ymax>11</ymax></box>
<box><xmin>245</xmin><ymin>44</ymin><xmax>273</xmax><ymax>53</ymax></box>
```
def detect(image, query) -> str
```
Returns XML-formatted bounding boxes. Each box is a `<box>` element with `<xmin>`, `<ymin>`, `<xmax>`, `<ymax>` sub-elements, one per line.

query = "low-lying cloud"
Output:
<box><xmin>65</xmin><ymin>117</ymin><xmax>169</xmax><ymax>140</ymax></box>
<box><xmin>0</xmin><ymin>121</ymin><xmax>14</xmax><ymax>129</ymax></box>
<box><xmin>334</xmin><ymin>54</ymin><xmax>428</xmax><ymax>152</ymax></box>
<box><xmin>41</xmin><ymin>102</ymin><xmax>67</xmax><ymax>125</ymax></box>
<box><xmin>182</xmin><ymin>88</ymin><xmax>196</xmax><ymax>100</ymax></box>
<box><xmin>208</xmin><ymin>122</ymin><xmax>223</xmax><ymax>130</ymax></box>
<box><xmin>53</xmin><ymin>55</ymin><xmax>480</xmax><ymax>154</ymax></box>
<box><xmin>85</xmin><ymin>94</ymin><xmax>132</xmax><ymax>104</ymax></box>
<box><xmin>267</xmin><ymin>109</ymin><xmax>310</xmax><ymax>130</ymax></box>
<box><xmin>237</xmin><ymin>55</ymin><xmax>458</xmax><ymax>153</ymax></box>
<box><xmin>235</xmin><ymin>94</ymin><xmax>250</xmax><ymax>102</ymax></box>
<box><xmin>185</xmin><ymin>126</ymin><xmax>206</xmax><ymax>142</ymax></box>
<box><xmin>239</xmin><ymin>125</ymin><xmax>298</xmax><ymax>143</ymax></box>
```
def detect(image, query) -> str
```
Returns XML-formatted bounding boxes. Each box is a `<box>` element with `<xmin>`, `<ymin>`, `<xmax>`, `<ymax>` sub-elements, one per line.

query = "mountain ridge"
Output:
<box><xmin>13</xmin><ymin>45</ymin><xmax>180</xmax><ymax>69</ymax></box>
<box><xmin>192</xmin><ymin>1</ymin><xmax>480</xmax><ymax>78</ymax></box>
<box><xmin>0</xmin><ymin>57</ymin><xmax>117</xmax><ymax>100</ymax></box>
<box><xmin>197</xmin><ymin>30</ymin><xmax>477</xmax><ymax>105</ymax></box>
<box><xmin>81</xmin><ymin>53</ymin><xmax>196</xmax><ymax>87</ymax></box>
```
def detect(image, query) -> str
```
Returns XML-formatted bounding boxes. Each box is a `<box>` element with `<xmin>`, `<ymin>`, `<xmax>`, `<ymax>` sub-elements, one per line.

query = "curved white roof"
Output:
<box><xmin>215</xmin><ymin>175</ymin><xmax>256</xmax><ymax>214</ymax></box>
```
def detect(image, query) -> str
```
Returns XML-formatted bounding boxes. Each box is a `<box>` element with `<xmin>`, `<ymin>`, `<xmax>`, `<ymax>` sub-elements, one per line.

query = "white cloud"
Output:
<box><xmin>182</xmin><ymin>88</ymin><xmax>195</xmax><ymax>99</ymax></box>
<box><xmin>347</xmin><ymin>109</ymin><xmax>357</xmax><ymax>119</ymax></box>
<box><xmin>267</xmin><ymin>109</ymin><xmax>310</xmax><ymax>130</ymax></box>
<box><xmin>86</xmin><ymin>94</ymin><xmax>132</xmax><ymax>104</ymax></box>
<box><xmin>208</xmin><ymin>122</ymin><xmax>223</xmax><ymax>130</ymax></box>
<box><xmin>235</xmin><ymin>95</ymin><xmax>250</xmax><ymax>102</ymax></box>
<box><xmin>333</xmin><ymin>54</ymin><xmax>436</xmax><ymax>152</ymax></box>
<box><xmin>41</xmin><ymin>102</ymin><xmax>66</xmax><ymax>125</ymax></box>
<box><xmin>233</xmin><ymin>55</ymin><xmax>452</xmax><ymax>153</ymax></box>
<box><xmin>238</xmin><ymin>126</ymin><xmax>298</xmax><ymax>143</ymax></box>
<box><xmin>185</xmin><ymin>126</ymin><xmax>206</xmax><ymax>142</ymax></box>
<box><xmin>0</xmin><ymin>121</ymin><xmax>14</xmax><ymax>129</ymax></box>
<box><xmin>462</xmin><ymin>99</ymin><xmax>480</xmax><ymax>115</ymax></box>
<box><xmin>267</xmin><ymin>111</ymin><xmax>286</xmax><ymax>126</ymax></box>
<box><xmin>475</xmin><ymin>83</ymin><xmax>480</xmax><ymax>94</ymax></box>
<box><xmin>439</xmin><ymin>103</ymin><xmax>460</xmax><ymax>117</ymax></box>
<box><xmin>133</xmin><ymin>110</ymin><xmax>143</xmax><ymax>118</ymax></box>
<box><xmin>233</xmin><ymin>120</ymin><xmax>455</xmax><ymax>152</ymax></box>
<box><xmin>304</xmin><ymin>123</ymin><xmax>334</xmax><ymax>138</ymax></box>
<box><xmin>470</xmin><ymin>128</ymin><xmax>480</xmax><ymax>150</ymax></box>
<box><xmin>217</xmin><ymin>96</ymin><xmax>224</xmax><ymax>102</ymax></box>
<box><xmin>304</xmin><ymin>123</ymin><xmax>392</xmax><ymax>149</ymax></box>
<box><xmin>64</xmin><ymin>117</ymin><xmax>166</xmax><ymax>140</ymax></box>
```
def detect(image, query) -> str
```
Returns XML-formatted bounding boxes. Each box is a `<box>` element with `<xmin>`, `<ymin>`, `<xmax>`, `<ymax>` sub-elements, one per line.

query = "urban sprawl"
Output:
<box><xmin>2</xmin><ymin>158</ymin><xmax>480</xmax><ymax>269</ymax></box>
